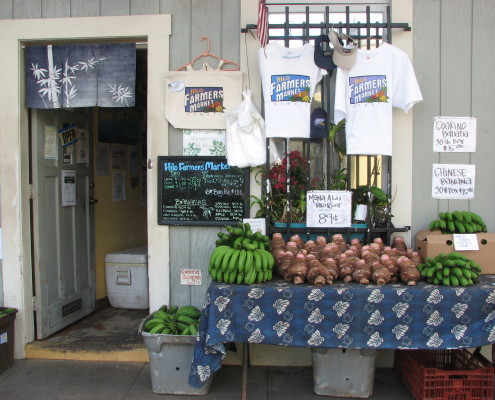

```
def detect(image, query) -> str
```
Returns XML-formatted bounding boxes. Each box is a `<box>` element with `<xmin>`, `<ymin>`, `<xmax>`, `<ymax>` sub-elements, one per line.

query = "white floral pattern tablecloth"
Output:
<box><xmin>188</xmin><ymin>276</ymin><xmax>495</xmax><ymax>388</ymax></box>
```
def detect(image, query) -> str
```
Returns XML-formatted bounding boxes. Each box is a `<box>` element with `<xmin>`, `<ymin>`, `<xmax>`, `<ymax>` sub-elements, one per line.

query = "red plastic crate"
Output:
<box><xmin>394</xmin><ymin>349</ymin><xmax>494</xmax><ymax>400</ymax></box>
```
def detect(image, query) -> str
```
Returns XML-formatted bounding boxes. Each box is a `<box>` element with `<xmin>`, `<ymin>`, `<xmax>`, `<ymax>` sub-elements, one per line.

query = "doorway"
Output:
<box><xmin>29</xmin><ymin>47</ymin><xmax>149</xmax><ymax>341</ymax></box>
<box><xmin>0</xmin><ymin>15</ymin><xmax>171</xmax><ymax>358</ymax></box>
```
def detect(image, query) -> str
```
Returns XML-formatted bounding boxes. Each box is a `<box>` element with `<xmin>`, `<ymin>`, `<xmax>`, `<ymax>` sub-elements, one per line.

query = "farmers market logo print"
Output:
<box><xmin>349</xmin><ymin>75</ymin><xmax>388</xmax><ymax>104</ymax></box>
<box><xmin>185</xmin><ymin>87</ymin><xmax>225</xmax><ymax>113</ymax></box>
<box><xmin>270</xmin><ymin>74</ymin><xmax>310</xmax><ymax>103</ymax></box>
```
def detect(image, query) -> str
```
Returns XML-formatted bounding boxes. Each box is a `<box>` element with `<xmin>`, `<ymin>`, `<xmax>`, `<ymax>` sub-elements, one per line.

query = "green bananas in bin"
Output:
<box><xmin>209</xmin><ymin>221</ymin><xmax>274</xmax><ymax>284</ymax></box>
<box><xmin>143</xmin><ymin>305</ymin><xmax>201</xmax><ymax>335</ymax></box>
<box><xmin>428</xmin><ymin>211</ymin><xmax>487</xmax><ymax>234</ymax></box>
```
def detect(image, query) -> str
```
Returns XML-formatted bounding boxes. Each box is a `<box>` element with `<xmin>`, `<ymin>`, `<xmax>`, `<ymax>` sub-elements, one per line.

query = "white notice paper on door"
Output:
<box><xmin>61</xmin><ymin>170</ymin><xmax>76</xmax><ymax>206</ymax></box>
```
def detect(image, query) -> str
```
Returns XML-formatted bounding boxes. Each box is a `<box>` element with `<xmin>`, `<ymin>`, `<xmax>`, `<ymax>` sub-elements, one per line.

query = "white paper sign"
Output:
<box><xmin>76</xmin><ymin>128</ymin><xmax>89</xmax><ymax>163</ymax></box>
<box><xmin>61</xmin><ymin>170</ymin><xmax>76</xmax><ymax>206</ymax></box>
<box><xmin>453</xmin><ymin>234</ymin><xmax>479</xmax><ymax>251</ymax></box>
<box><xmin>44</xmin><ymin>125</ymin><xmax>58</xmax><ymax>160</ymax></box>
<box><xmin>183</xmin><ymin>129</ymin><xmax>226</xmax><ymax>156</ymax></box>
<box><xmin>58</xmin><ymin>125</ymin><xmax>78</xmax><ymax>148</ymax></box>
<box><xmin>432</xmin><ymin>164</ymin><xmax>475</xmax><ymax>199</ymax></box>
<box><xmin>112</xmin><ymin>171</ymin><xmax>126</xmax><ymax>201</ymax></box>
<box><xmin>306</xmin><ymin>190</ymin><xmax>352</xmax><ymax>228</ymax></box>
<box><xmin>180</xmin><ymin>269</ymin><xmax>202</xmax><ymax>285</ymax></box>
<box><xmin>243</xmin><ymin>218</ymin><xmax>266</xmax><ymax>235</ymax></box>
<box><xmin>433</xmin><ymin>116</ymin><xmax>477</xmax><ymax>152</ymax></box>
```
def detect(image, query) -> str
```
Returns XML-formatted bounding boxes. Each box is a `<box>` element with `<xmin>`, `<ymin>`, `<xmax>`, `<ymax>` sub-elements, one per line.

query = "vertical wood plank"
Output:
<box><xmin>131</xmin><ymin>0</ymin><xmax>159</xmax><ymax>15</ymax></box>
<box><xmin>411</xmin><ymin>0</ymin><xmax>441</xmax><ymax>239</ymax></box>
<box><xmin>161</xmin><ymin>0</ymin><xmax>192</xmax><ymax>156</ymax></box>
<box><xmin>100</xmin><ymin>0</ymin><xmax>130</xmax><ymax>16</ymax></box>
<box><xmin>0</xmin><ymin>1</ymin><xmax>13</xmax><ymax>19</ymax></box>
<box><xmin>169</xmin><ymin>226</ymin><xmax>192</xmax><ymax>306</ymax></box>
<box><xmin>71</xmin><ymin>0</ymin><xmax>99</xmax><ymax>17</ymax></box>
<box><xmin>42</xmin><ymin>0</ymin><xmax>70</xmax><ymax>18</ymax></box>
<box><xmin>189</xmin><ymin>227</ymin><xmax>217</xmax><ymax>308</ymax></box>
<box><xmin>471</xmin><ymin>0</ymin><xmax>495</xmax><ymax>227</ymax></box>
<box><xmin>221</xmin><ymin>0</ymin><xmax>241</xmax><ymax>65</ymax></box>
<box><xmin>438</xmin><ymin>0</ymin><xmax>472</xmax><ymax>213</ymax></box>
<box><xmin>14</xmin><ymin>0</ymin><xmax>41</xmax><ymax>18</ymax></box>
<box><xmin>191</xmin><ymin>0</ymin><xmax>222</xmax><ymax>70</ymax></box>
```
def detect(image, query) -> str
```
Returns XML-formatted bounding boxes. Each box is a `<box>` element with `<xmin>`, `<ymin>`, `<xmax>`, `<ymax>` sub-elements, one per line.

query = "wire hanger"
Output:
<box><xmin>177</xmin><ymin>36</ymin><xmax>240</xmax><ymax>71</ymax></box>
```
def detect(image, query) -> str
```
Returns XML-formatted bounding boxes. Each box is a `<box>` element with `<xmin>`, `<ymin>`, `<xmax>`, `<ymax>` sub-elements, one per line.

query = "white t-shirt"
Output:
<box><xmin>334</xmin><ymin>43</ymin><xmax>423</xmax><ymax>156</ymax></box>
<box><xmin>259</xmin><ymin>43</ymin><xmax>327</xmax><ymax>138</ymax></box>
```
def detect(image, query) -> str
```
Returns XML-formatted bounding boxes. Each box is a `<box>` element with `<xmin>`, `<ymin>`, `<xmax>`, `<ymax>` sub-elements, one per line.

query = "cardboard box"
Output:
<box><xmin>415</xmin><ymin>229</ymin><xmax>495</xmax><ymax>274</ymax></box>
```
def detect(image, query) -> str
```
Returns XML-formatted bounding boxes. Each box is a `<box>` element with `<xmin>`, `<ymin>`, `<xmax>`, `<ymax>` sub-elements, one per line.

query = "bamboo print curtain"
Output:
<box><xmin>25</xmin><ymin>43</ymin><xmax>136</xmax><ymax>109</ymax></box>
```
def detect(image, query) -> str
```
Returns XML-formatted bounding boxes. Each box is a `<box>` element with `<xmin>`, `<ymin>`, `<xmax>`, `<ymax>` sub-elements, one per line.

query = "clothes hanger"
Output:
<box><xmin>177</xmin><ymin>36</ymin><xmax>240</xmax><ymax>71</ymax></box>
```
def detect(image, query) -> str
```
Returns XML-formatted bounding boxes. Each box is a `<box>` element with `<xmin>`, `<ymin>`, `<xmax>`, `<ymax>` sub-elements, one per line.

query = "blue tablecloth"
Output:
<box><xmin>189</xmin><ymin>275</ymin><xmax>495</xmax><ymax>387</ymax></box>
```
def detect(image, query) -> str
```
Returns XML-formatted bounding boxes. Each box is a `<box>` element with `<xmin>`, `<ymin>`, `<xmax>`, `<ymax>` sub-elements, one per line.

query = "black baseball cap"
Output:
<box><xmin>310</xmin><ymin>107</ymin><xmax>327</xmax><ymax>139</ymax></box>
<box><xmin>314</xmin><ymin>34</ymin><xmax>336</xmax><ymax>75</ymax></box>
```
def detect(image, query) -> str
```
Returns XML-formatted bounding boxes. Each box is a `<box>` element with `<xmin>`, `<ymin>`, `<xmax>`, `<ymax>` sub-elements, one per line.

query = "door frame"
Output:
<box><xmin>0</xmin><ymin>15</ymin><xmax>171</xmax><ymax>358</ymax></box>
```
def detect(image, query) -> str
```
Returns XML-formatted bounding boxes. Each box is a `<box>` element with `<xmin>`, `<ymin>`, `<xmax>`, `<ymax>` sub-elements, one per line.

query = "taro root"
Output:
<box><xmin>337</xmin><ymin>254</ymin><xmax>355</xmax><ymax>283</ymax></box>
<box><xmin>350</xmin><ymin>238</ymin><xmax>363</xmax><ymax>252</ymax></box>
<box><xmin>391</xmin><ymin>236</ymin><xmax>407</xmax><ymax>255</ymax></box>
<box><xmin>275</xmin><ymin>251</ymin><xmax>295</xmax><ymax>279</ymax></box>
<box><xmin>321</xmin><ymin>258</ymin><xmax>339</xmax><ymax>283</ymax></box>
<box><xmin>380</xmin><ymin>254</ymin><xmax>399</xmax><ymax>281</ymax></box>
<box><xmin>352</xmin><ymin>259</ymin><xmax>372</xmax><ymax>284</ymax></box>
<box><xmin>285</xmin><ymin>253</ymin><xmax>308</xmax><ymax>284</ymax></box>
<box><xmin>286</xmin><ymin>241</ymin><xmax>300</xmax><ymax>256</ymax></box>
<box><xmin>289</xmin><ymin>234</ymin><xmax>305</xmax><ymax>249</ymax></box>
<box><xmin>361</xmin><ymin>249</ymin><xmax>381</xmax><ymax>265</ymax></box>
<box><xmin>409</xmin><ymin>251</ymin><xmax>422</xmax><ymax>266</ymax></box>
<box><xmin>304</xmin><ymin>240</ymin><xmax>321</xmax><ymax>257</ymax></box>
<box><xmin>371</xmin><ymin>262</ymin><xmax>392</xmax><ymax>285</ymax></box>
<box><xmin>397</xmin><ymin>256</ymin><xmax>420</xmax><ymax>285</ymax></box>
<box><xmin>332</xmin><ymin>233</ymin><xmax>348</xmax><ymax>253</ymax></box>
<box><xmin>271</xmin><ymin>233</ymin><xmax>286</xmax><ymax>252</ymax></box>
<box><xmin>373</xmin><ymin>237</ymin><xmax>385</xmax><ymax>252</ymax></box>
<box><xmin>319</xmin><ymin>243</ymin><xmax>341</xmax><ymax>262</ymax></box>
<box><xmin>307</xmin><ymin>257</ymin><xmax>332</xmax><ymax>287</ymax></box>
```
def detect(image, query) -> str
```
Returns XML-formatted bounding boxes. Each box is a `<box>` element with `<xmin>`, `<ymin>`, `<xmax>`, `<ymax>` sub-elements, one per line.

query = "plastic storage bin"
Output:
<box><xmin>0</xmin><ymin>307</ymin><xmax>18</xmax><ymax>373</ymax></box>
<box><xmin>394</xmin><ymin>349</ymin><xmax>494</xmax><ymax>400</ymax></box>
<box><xmin>311</xmin><ymin>347</ymin><xmax>377</xmax><ymax>398</ymax></box>
<box><xmin>105</xmin><ymin>245</ymin><xmax>148</xmax><ymax>310</ymax></box>
<box><xmin>138</xmin><ymin>316</ymin><xmax>213</xmax><ymax>395</ymax></box>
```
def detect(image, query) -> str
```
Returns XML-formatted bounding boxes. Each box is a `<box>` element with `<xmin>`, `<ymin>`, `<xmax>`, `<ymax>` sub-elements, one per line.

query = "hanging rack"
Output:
<box><xmin>177</xmin><ymin>36</ymin><xmax>240</xmax><ymax>71</ymax></box>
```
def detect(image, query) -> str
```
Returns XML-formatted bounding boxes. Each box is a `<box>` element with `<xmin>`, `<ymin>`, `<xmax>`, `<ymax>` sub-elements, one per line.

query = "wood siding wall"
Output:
<box><xmin>412</xmin><ymin>0</ymin><xmax>495</xmax><ymax>241</ymax></box>
<box><xmin>0</xmin><ymin>0</ymin><xmax>241</xmax><ymax>308</ymax></box>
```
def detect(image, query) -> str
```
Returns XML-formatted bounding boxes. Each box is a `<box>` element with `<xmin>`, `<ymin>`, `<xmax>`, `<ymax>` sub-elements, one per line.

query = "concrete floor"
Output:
<box><xmin>11</xmin><ymin>307</ymin><xmax>417</xmax><ymax>399</ymax></box>
<box><xmin>0</xmin><ymin>360</ymin><xmax>414</xmax><ymax>399</ymax></box>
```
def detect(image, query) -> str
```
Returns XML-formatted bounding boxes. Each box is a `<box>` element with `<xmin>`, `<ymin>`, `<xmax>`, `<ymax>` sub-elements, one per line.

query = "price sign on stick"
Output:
<box><xmin>306</xmin><ymin>190</ymin><xmax>352</xmax><ymax>228</ymax></box>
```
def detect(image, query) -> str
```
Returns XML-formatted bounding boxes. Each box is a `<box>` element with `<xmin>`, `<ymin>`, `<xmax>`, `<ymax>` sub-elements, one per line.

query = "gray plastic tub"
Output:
<box><xmin>311</xmin><ymin>348</ymin><xmax>377</xmax><ymax>398</ymax></box>
<box><xmin>139</xmin><ymin>317</ymin><xmax>213</xmax><ymax>395</ymax></box>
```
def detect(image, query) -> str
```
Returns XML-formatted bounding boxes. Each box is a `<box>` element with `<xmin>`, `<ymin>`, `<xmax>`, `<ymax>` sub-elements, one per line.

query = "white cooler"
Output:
<box><xmin>105</xmin><ymin>245</ymin><xmax>149</xmax><ymax>310</ymax></box>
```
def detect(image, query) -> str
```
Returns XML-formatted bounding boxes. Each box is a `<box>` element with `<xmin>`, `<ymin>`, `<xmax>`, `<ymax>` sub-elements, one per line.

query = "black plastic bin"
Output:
<box><xmin>0</xmin><ymin>307</ymin><xmax>18</xmax><ymax>373</ymax></box>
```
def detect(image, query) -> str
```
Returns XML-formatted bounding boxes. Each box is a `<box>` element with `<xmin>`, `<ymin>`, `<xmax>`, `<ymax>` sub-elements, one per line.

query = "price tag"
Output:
<box><xmin>180</xmin><ymin>269</ymin><xmax>202</xmax><ymax>285</ymax></box>
<box><xmin>453</xmin><ymin>234</ymin><xmax>479</xmax><ymax>251</ymax></box>
<box><xmin>243</xmin><ymin>218</ymin><xmax>266</xmax><ymax>235</ymax></box>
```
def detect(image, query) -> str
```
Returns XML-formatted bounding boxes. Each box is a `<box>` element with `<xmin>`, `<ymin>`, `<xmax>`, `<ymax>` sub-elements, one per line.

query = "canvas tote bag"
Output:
<box><xmin>165</xmin><ymin>70</ymin><xmax>242</xmax><ymax>129</ymax></box>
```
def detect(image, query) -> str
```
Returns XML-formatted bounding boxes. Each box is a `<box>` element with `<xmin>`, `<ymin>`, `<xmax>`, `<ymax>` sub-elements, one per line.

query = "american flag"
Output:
<box><xmin>257</xmin><ymin>0</ymin><xmax>268</xmax><ymax>47</ymax></box>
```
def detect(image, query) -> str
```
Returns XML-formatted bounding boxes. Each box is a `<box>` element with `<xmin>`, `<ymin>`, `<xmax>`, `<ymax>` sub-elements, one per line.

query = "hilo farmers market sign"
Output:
<box><xmin>270</xmin><ymin>74</ymin><xmax>310</xmax><ymax>102</ymax></box>
<box><xmin>349</xmin><ymin>75</ymin><xmax>388</xmax><ymax>104</ymax></box>
<box><xmin>184</xmin><ymin>87</ymin><xmax>225</xmax><ymax>113</ymax></box>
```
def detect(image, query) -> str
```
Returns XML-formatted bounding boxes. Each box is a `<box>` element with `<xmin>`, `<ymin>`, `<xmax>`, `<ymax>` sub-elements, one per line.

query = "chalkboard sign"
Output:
<box><xmin>157</xmin><ymin>156</ymin><xmax>250</xmax><ymax>226</ymax></box>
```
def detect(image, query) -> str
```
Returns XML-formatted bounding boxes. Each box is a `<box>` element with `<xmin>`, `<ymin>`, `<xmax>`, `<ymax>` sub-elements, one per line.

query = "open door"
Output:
<box><xmin>30</xmin><ymin>108</ymin><xmax>95</xmax><ymax>339</ymax></box>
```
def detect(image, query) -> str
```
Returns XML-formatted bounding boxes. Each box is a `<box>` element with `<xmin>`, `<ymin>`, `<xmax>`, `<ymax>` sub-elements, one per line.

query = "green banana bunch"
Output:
<box><xmin>208</xmin><ymin>221</ymin><xmax>274</xmax><ymax>284</ymax></box>
<box><xmin>428</xmin><ymin>211</ymin><xmax>487</xmax><ymax>234</ymax></box>
<box><xmin>418</xmin><ymin>251</ymin><xmax>481</xmax><ymax>286</ymax></box>
<box><xmin>142</xmin><ymin>304</ymin><xmax>201</xmax><ymax>335</ymax></box>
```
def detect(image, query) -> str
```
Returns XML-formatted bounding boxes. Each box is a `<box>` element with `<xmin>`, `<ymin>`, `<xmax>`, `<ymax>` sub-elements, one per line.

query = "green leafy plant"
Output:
<box><xmin>250</xmin><ymin>150</ymin><xmax>324</xmax><ymax>224</ymax></box>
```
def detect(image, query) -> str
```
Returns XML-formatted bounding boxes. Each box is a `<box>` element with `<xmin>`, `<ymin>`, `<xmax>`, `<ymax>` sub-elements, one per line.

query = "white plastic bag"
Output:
<box><xmin>225</xmin><ymin>90</ymin><xmax>266</xmax><ymax>168</ymax></box>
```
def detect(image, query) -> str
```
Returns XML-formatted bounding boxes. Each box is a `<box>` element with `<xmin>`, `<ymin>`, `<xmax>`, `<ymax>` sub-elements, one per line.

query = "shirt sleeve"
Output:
<box><xmin>392</xmin><ymin>51</ymin><xmax>423</xmax><ymax>113</ymax></box>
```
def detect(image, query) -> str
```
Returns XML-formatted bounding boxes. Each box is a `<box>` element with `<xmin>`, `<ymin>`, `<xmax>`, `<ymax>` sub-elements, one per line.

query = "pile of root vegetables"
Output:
<box><xmin>270</xmin><ymin>233</ymin><xmax>421</xmax><ymax>286</ymax></box>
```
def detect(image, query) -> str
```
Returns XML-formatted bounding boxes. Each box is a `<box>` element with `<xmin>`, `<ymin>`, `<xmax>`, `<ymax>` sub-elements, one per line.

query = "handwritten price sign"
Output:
<box><xmin>433</xmin><ymin>116</ymin><xmax>476</xmax><ymax>153</ymax></box>
<box><xmin>180</xmin><ymin>269</ymin><xmax>202</xmax><ymax>286</ymax></box>
<box><xmin>306</xmin><ymin>190</ymin><xmax>352</xmax><ymax>228</ymax></box>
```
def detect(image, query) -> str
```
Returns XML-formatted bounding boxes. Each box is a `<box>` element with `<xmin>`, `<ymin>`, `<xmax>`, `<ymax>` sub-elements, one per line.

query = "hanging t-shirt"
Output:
<box><xmin>259</xmin><ymin>43</ymin><xmax>327</xmax><ymax>138</ymax></box>
<box><xmin>334</xmin><ymin>43</ymin><xmax>423</xmax><ymax>156</ymax></box>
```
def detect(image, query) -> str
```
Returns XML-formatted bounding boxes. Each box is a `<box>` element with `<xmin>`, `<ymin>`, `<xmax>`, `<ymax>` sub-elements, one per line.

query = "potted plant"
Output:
<box><xmin>250</xmin><ymin>150</ymin><xmax>324</xmax><ymax>225</ymax></box>
<box><xmin>352</xmin><ymin>185</ymin><xmax>390</xmax><ymax>227</ymax></box>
